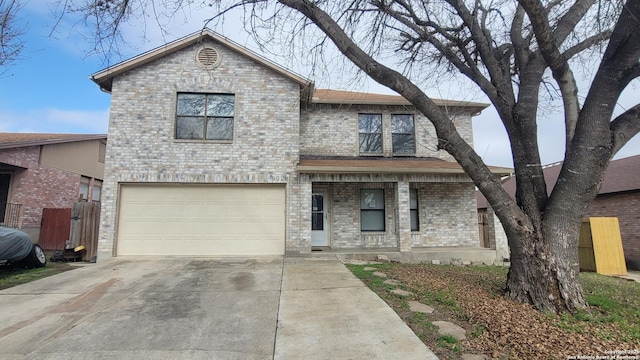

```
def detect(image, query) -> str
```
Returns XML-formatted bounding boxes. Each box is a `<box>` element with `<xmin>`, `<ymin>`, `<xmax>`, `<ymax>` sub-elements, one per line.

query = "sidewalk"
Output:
<box><xmin>275</xmin><ymin>258</ymin><xmax>438</xmax><ymax>360</ymax></box>
<box><xmin>617</xmin><ymin>271</ymin><xmax>640</xmax><ymax>283</ymax></box>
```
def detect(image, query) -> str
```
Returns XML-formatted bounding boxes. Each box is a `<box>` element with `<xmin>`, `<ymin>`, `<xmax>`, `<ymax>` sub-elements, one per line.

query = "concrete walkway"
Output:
<box><xmin>617</xmin><ymin>270</ymin><xmax>640</xmax><ymax>283</ymax></box>
<box><xmin>0</xmin><ymin>257</ymin><xmax>437</xmax><ymax>360</ymax></box>
<box><xmin>276</xmin><ymin>258</ymin><xmax>437</xmax><ymax>359</ymax></box>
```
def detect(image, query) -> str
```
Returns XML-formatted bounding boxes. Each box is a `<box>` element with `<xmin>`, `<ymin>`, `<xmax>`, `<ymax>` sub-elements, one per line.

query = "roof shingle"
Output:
<box><xmin>0</xmin><ymin>133</ymin><xmax>107</xmax><ymax>150</ymax></box>
<box><xmin>476</xmin><ymin>155</ymin><xmax>640</xmax><ymax>209</ymax></box>
<box><xmin>311</xmin><ymin>89</ymin><xmax>489</xmax><ymax>113</ymax></box>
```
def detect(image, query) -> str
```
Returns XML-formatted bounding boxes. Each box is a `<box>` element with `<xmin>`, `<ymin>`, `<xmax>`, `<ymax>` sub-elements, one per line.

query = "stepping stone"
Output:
<box><xmin>383</xmin><ymin>279</ymin><xmax>402</xmax><ymax>286</ymax></box>
<box><xmin>372</xmin><ymin>271</ymin><xmax>387</xmax><ymax>278</ymax></box>
<box><xmin>461</xmin><ymin>354</ymin><xmax>487</xmax><ymax>360</ymax></box>
<box><xmin>363</xmin><ymin>267</ymin><xmax>377</xmax><ymax>271</ymax></box>
<box><xmin>408</xmin><ymin>300</ymin><xmax>434</xmax><ymax>314</ymax></box>
<box><xmin>377</xmin><ymin>254</ymin><xmax>391</xmax><ymax>263</ymax></box>
<box><xmin>432</xmin><ymin>320</ymin><xmax>466</xmax><ymax>340</ymax></box>
<box><xmin>390</xmin><ymin>288</ymin><xmax>413</xmax><ymax>297</ymax></box>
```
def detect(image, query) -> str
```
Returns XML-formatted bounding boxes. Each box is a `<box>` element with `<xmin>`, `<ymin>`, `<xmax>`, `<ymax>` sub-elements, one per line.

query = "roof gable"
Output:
<box><xmin>0</xmin><ymin>133</ymin><xmax>107</xmax><ymax>150</ymax></box>
<box><xmin>90</xmin><ymin>29</ymin><xmax>314</xmax><ymax>97</ymax></box>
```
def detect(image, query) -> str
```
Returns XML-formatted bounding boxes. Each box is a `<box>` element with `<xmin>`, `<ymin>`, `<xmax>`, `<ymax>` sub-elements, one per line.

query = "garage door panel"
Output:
<box><xmin>117</xmin><ymin>185</ymin><xmax>285</xmax><ymax>256</ymax></box>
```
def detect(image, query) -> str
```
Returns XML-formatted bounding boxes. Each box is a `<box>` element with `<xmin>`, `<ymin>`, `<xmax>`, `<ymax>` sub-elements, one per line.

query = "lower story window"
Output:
<box><xmin>361</xmin><ymin>189</ymin><xmax>385</xmax><ymax>231</ymax></box>
<box><xmin>410</xmin><ymin>189</ymin><xmax>419</xmax><ymax>231</ymax></box>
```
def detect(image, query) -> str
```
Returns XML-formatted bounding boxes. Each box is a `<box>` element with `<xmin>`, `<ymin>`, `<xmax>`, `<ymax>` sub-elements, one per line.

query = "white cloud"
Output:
<box><xmin>0</xmin><ymin>108</ymin><xmax>109</xmax><ymax>134</ymax></box>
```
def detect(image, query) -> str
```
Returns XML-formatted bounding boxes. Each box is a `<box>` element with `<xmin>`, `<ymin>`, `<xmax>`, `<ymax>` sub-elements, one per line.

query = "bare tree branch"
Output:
<box><xmin>0</xmin><ymin>0</ymin><xmax>24</xmax><ymax>75</ymax></box>
<box><xmin>518</xmin><ymin>0</ymin><xmax>581</xmax><ymax>153</ymax></box>
<box><xmin>368</xmin><ymin>1</ymin><xmax>500</xmax><ymax>102</ymax></box>
<box><xmin>610</xmin><ymin>103</ymin><xmax>640</xmax><ymax>154</ymax></box>
<box><xmin>562</xmin><ymin>30</ymin><xmax>612</xmax><ymax>59</ymax></box>
<box><xmin>552</xmin><ymin>0</ymin><xmax>596</xmax><ymax>44</ymax></box>
<box><xmin>444</xmin><ymin>0</ymin><xmax>515</xmax><ymax>106</ymax></box>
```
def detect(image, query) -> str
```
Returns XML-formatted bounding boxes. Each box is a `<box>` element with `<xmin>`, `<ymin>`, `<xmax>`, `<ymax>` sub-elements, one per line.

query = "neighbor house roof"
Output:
<box><xmin>0</xmin><ymin>133</ymin><xmax>107</xmax><ymax>150</ymax></box>
<box><xmin>311</xmin><ymin>89</ymin><xmax>489</xmax><ymax>115</ymax></box>
<box><xmin>476</xmin><ymin>155</ymin><xmax>640</xmax><ymax>209</ymax></box>
<box><xmin>90</xmin><ymin>28</ymin><xmax>314</xmax><ymax>99</ymax></box>
<box><xmin>298</xmin><ymin>156</ymin><xmax>513</xmax><ymax>176</ymax></box>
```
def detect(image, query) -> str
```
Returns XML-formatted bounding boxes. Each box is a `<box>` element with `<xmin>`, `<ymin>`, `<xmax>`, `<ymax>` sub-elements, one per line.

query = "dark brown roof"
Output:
<box><xmin>312</xmin><ymin>89</ymin><xmax>489</xmax><ymax>114</ymax></box>
<box><xmin>0</xmin><ymin>133</ymin><xmax>107</xmax><ymax>150</ymax></box>
<box><xmin>298</xmin><ymin>156</ymin><xmax>512</xmax><ymax>175</ymax></box>
<box><xmin>476</xmin><ymin>155</ymin><xmax>640</xmax><ymax>209</ymax></box>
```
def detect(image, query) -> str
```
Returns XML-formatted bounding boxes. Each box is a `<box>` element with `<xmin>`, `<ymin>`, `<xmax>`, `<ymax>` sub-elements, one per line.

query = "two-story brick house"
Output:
<box><xmin>91</xmin><ymin>29</ymin><xmax>511</xmax><ymax>262</ymax></box>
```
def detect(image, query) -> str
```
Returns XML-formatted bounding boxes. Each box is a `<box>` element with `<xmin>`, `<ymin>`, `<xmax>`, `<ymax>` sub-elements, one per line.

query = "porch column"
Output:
<box><xmin>396</xmin><ymin>181</ymin><xmax>412</xmax><ymax>252</ymax></box>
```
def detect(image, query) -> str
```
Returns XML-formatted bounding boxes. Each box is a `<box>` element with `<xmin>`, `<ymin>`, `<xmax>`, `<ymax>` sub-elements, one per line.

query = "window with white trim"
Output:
<box><xmin>176</xmin><ymin>93</ymin><xmax>234</xmax><ymax>140</ymax></box>
<box><xmin>360</xmin><ymin>189</ymin><xmax>385</xmax><ymax>231</ymax></box>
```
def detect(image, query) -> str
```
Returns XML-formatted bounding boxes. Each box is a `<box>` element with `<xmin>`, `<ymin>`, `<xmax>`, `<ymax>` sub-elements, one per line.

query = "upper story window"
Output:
<box><xmin>176</xmin><ymin>93</ymin><xmax>235</xmax><ymax>140</ymax></box>
<box><xmin>391</xmin><ymin>114</ymin><xmax>416</xmax><ymax>154</ymax></box>
<box><xmin>358</xmin><ymin>114</ymin><xmax>382</xmax><ymax>154</ymax></box>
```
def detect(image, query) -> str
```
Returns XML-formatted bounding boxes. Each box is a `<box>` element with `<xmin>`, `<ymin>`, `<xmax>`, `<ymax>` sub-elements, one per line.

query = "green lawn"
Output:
<box><xmin>0</xmin><ymin>262</ymin><xmax>76</xmax><ymax>290</ymax></box>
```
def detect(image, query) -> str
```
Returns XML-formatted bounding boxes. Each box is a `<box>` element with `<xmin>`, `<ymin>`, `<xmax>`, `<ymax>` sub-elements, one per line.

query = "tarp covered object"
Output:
<box><xmin>0</xmin><ymin>227</ymin><xmax>33</xmax><ymax>262</ymax></box>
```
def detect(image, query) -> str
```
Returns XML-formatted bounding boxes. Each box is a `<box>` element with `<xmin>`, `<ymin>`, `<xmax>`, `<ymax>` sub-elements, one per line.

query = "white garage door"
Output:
<box><xmin>117</xmin><ymin>184</ymin><xmax>285</xmax><ymax>256</ymax></box>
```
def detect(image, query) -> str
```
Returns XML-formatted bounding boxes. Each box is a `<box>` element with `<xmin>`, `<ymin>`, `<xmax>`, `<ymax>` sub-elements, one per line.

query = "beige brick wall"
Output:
<box><xmin>310</xmin><ymin>174</ymin><xmax>479</xmax><ymax>251</ymax></box>
<box><xmin>301</xmin><ymin>103</ymin><xmax>473</xmax><ymax>160</ymax></box>
<box><xmin>412</xmin><ymin>183</ymin><xmax>480</xmax><ymax>247</ymax></box>
<box><xmin>98</xmin><ymin>40</ymin><xmax>301</xmax><ymax>259</ymax></box>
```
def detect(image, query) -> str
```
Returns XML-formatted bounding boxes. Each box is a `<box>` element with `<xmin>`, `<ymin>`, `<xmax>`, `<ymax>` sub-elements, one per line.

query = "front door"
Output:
<box><xmin>311</xmin><ymin>190</ymin><xmax>329</xmax><ymax>246</ymax></box>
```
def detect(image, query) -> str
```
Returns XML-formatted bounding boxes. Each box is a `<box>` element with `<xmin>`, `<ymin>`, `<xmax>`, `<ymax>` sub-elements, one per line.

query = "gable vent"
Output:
<box><xmin>196</xmin><ymin>46</ymin><xmax>221</xmax><ymax>69</ymax></box>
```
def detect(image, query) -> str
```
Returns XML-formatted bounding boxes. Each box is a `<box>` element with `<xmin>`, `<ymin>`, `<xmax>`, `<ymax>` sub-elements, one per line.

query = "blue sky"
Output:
<box><xmin>0</xmin><ymin>2</ymin><xmax>110</xmax><ymax>133</ymax></box>
<box><xmin>0</xmin><ymin>2</ymin><xmax>638</xmax><ymax>168</ymax></box>
<box><xmin>0</xmin><ymin>4</ymin><xmax>111</xmax><ymax>134</ymax></box>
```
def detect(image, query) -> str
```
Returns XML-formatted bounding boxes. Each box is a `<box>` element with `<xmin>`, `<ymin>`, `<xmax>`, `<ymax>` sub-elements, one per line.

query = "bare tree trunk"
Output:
<box><xmin>504</xmin><ymin>217</ymin><xmax>586</xmax><ymax>312</ymax></box>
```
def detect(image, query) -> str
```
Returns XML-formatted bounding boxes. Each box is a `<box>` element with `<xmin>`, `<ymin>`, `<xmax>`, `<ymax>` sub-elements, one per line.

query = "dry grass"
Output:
<box><xmin>348</xmin><ymin>263</ymin><xmax>640</xmax><ymax>359</ymax></box>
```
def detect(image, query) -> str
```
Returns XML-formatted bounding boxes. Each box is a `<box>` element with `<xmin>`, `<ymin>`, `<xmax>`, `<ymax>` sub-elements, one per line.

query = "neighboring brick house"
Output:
<box><xmin>91</xmin><ymin>29</ymin><xmax>511</xmax><ymax>262</ymax></box>
<box><xmin>0</xmin><ymin>133</ymin><xmax>107</xmax><ymax>241</ymax></box>
<box><xmin>477</xmin><ymin>155</ymin><xmax>640</xmax><ymax>270</ymax></box>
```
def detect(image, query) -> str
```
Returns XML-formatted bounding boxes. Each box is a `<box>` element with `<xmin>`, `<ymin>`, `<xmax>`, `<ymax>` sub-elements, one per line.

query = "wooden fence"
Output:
<box><xmin>478</xmin><ymin>210</ymin><xmax>490</xmax><ymax>248</ymax></box>
<box><xmin>69</xmin><ymin>202</ymin><xmax>101</xmax><ymax>261</ymax></box>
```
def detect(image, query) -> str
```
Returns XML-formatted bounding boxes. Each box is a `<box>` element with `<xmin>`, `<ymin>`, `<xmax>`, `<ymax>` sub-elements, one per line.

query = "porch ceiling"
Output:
<box><xmin>297</xmin><ymin>157</ymin><xmax>513</xmax><ymax>176</ymax></box>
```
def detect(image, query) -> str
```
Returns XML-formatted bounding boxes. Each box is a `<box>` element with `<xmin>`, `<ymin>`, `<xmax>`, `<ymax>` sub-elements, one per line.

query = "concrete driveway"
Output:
<box><xmin>0</xmin><ymin>257</ymin><xmax>437</xmax><ymax>360</ymax></box>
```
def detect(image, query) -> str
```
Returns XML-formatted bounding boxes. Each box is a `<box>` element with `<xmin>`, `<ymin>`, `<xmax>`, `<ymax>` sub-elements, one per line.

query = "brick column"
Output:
<box><xmin>396</xmin><ymin>181</ymin><xmax>412</xmax><ymax>252</ymax></box>
<box><xmin>294</xmin><ymin>174</ymin><xmax>313</xmax><ymax>255</ymax></box>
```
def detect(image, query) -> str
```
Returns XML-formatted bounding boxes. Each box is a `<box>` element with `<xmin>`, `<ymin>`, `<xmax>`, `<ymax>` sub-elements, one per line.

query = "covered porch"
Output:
<box><xmin>295</xmin><ymin>156</ymin><xmax>512</xmax><ymax>263</ymax></box>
